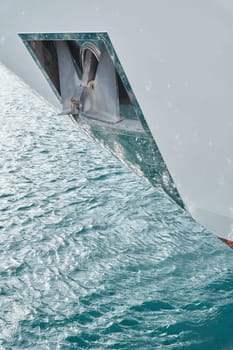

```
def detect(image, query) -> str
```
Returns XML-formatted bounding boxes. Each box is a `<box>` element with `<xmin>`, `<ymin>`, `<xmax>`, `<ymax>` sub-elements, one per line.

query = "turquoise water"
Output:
<box><xmin>1</xmin><ymin>64</ymin><xmax>233</xmax><ymax>349</ymax></box>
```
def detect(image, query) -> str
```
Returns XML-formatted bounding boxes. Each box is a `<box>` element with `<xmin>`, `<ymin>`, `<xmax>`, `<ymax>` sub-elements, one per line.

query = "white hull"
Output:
<box><xmin>1</xmin><ymin>1</ymin><xmax>233</xmax><ymax>246</ymax></box>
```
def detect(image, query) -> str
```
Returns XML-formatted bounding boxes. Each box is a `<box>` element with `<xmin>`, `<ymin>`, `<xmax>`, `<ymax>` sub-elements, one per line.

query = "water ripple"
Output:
<box><xmin>0</xmin><ymin>63</ymin><xmax>233</xmax><ymax>349</ymax></box>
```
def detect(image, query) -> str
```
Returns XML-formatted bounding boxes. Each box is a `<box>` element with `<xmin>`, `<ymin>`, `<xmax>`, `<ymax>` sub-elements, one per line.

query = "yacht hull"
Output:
<box><xmin>1</xmin><ymin>1</ymin><xmax>233</xmax><ymax>246</ymax></box>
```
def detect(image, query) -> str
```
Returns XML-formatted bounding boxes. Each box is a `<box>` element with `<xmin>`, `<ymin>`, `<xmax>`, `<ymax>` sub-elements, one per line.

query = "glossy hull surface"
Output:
<box><xmin>1</xmin><ymin>1</ymin><xmax>233</xmax><ymax>242</ymax></box>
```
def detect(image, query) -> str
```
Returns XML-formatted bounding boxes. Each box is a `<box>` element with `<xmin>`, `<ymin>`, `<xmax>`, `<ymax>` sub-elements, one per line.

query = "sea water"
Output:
<box><xmin>0</xmin><ymin>64</ymin><xmax>233</xmax><ymax>349</ymax></box>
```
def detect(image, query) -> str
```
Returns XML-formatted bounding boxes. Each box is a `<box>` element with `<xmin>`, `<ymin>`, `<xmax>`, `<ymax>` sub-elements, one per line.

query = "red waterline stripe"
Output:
<box><xmin>219</xmin><ymin>237</ymin><xmax>233</xmax><ymax>249</ymax></box>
